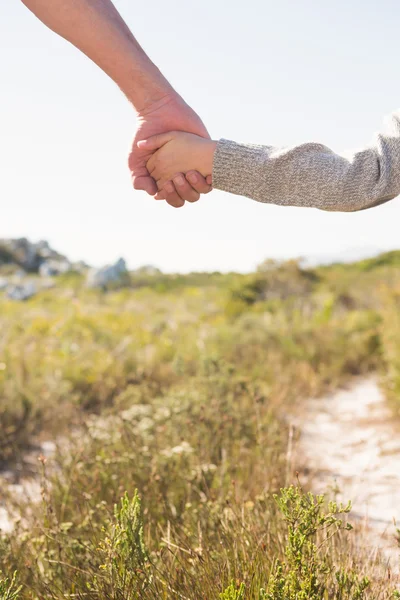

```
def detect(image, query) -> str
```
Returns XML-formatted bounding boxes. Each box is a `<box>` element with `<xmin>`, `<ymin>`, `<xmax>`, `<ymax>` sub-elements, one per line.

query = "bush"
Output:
<box><xmin>2</xmin><ymin>254</ymin><xmax>400</xmax><ymax>597</ymax></box>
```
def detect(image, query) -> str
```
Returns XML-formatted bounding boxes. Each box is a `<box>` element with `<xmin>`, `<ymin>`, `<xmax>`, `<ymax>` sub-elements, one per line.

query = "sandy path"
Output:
<box><xmin>2</xmin><ymin>377</ymin><xmax>400</xmax><ymax>575</ymax></box>
<box><xmin>294</xmin><ymin>378</ymin><xmax>400</xmax><ymax>570</ymax></box>
<box><xmin>0</xmin><ymin>440</ymin><xmax>55</xmax><ymax>534</ymax></box>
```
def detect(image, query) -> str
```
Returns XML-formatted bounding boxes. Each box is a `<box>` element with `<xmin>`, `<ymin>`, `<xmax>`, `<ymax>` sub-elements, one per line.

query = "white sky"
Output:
<box><xmin>1</xmin><ymin>0</ymin><xmax>400</xmax><ymax>271</ymax></box>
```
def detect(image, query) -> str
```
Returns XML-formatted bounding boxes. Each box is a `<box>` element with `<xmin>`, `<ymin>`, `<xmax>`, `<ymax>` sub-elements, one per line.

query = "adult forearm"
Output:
<box><xmin>213</xmin><ymin>110</ymin><xmax>400</xmax><ymax>212</ymax></box>
<box><xmin>21</xmin><ymin>0</ymin><xmax>174</xmax><ymax>112</ymax></box>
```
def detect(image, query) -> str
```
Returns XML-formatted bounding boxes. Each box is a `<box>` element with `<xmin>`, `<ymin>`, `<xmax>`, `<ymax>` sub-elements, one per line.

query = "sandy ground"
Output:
<box><xmin>0</xmin><ymin>440</ymin><xmax>55</xmax><ymax>534</ymax></box>
<box><xmin>293</xmin><ymin>378</ymin><xmax>400</xmax><ymax>571</ymax></box>
<box><xmin>1</xmin><ymin>377</ymin><xmax>400</xmax><ymax>575</ymax></box>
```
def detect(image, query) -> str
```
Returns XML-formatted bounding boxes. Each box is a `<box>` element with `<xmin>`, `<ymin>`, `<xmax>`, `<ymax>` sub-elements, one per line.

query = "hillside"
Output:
<box><xmin>1</xmin><ymin>249</ymin><xmax>400</xmax><ymax>598</ymax></box>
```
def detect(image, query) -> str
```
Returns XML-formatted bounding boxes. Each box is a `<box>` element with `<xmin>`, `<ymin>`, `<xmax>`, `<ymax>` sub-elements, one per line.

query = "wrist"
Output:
<box><xmin>123</xmin><ymin>61</ymin><xmax>177</xmax><ymax>115</ymax></box>
<box><xmin>202</xmin><ymin>140</ymin><xmax>218</xmax><ymax>175</ymax></box>
<box><xmin>134</xmin><ymin>90</ymin><xmax>179</xmax><ymax>118</ymax></box>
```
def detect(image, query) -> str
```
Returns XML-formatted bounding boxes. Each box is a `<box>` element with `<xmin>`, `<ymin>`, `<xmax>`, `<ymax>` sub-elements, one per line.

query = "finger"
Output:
<box><xmin>186</xmin><ymin>171</ymin><xmax>212</xmax><ymax>195</ymax></box>
<box><xmin>128</xmin><ymin>151</ymin><xmax>157</xmax><ymax>196</ymax></box>
<box><xmin>206</xmin><ymin>175</ymin><xmax>213</xmax><ymax>186</ymax></box>
<box><xmin>137</xmin><ymin>132</ymin><xmax>174</xmax><ymax>152</ymax></box>
<box><xmin>132</xmin><ymin>174</ymin><xmax>157</xmax><ymax>195</ymax></box>
<box><xmin>146</xmin><ymin>154</ymin><xmax>157</xmax><ymax>177</ymax></box>
<box><xmin>154</xmin><ymin>190</ymin><xmax>167</xmax><ymax>200</ymax></box>
<box><xmin>163</xmin><ymin>181</ymin><xmax>185</xmax><ymax>208</ymax></box>
<box><xmin>172</xmin><ymin>174</ymin><xmax>200</xmax><ymax>203</ymax></box>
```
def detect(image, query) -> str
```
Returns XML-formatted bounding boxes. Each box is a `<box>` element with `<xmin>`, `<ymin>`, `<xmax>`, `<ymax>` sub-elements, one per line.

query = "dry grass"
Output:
<box><xmin>1</xmin><ymin>255</ymin><xmax>400</xmax><ymax>598</ymax></box>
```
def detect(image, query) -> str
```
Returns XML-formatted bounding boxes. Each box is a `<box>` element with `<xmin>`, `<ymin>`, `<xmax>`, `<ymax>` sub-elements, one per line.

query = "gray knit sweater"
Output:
<box><xmin>213</xmin><ymin>110</ymin><xmax>400</xmax><ymax>211</ymax></box>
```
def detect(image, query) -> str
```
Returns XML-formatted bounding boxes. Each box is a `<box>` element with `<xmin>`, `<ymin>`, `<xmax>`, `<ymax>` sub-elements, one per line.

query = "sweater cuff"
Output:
<box><xmin>212</xmin><ymin>138</ymin><xmax>268</xmax><ymax>200</ymax></box>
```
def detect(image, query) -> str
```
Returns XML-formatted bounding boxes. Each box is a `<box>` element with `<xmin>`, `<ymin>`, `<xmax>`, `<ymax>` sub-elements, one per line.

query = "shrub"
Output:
<box><xmin>0</xmin><ymin>572</ymin><xmax>22</xmax><ymax>600</ymax></box>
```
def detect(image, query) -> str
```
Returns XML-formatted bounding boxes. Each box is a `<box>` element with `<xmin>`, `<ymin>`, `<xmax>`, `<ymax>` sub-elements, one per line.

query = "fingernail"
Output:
<box><xmin>174</xmin><ymin>175</ymin><xmax>185</xmax><ymax>187</ymax></box>
<box><xmin>188</xmin><ymin>173</ymin><xmax>198</xmax><ymax>184</ymax></box>
<box><xmin>166</xmin><ymin>182</ymin><xmax>174</xmax><ymax>193</ymax></box>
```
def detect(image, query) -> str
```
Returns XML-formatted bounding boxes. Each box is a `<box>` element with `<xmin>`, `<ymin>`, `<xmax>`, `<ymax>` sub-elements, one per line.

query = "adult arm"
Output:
<box><xmin>213</xmin><ymin>110</ymin><xmax>400</xmax><ymax>211</ymax></box>
<box><xmin>20</xmin><ymin>0</ymin><xmax>211</xmax><ymax>206</ymax></box>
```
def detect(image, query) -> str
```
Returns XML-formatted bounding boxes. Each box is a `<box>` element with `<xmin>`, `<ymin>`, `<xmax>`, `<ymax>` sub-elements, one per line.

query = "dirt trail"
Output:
<box><xmin>294</xmin><ymin>378</ymin><xmax>400</xmax><ymax>570</ymax></box>
<box><xmin>2</xmin><ymin>377</ymin><xmax>400</xmax><ymax>574</ymax></box>
<box><xmin>0</xmin><ymin>440</ymin><xmax>55</xmax><ymax>534</ymax></box>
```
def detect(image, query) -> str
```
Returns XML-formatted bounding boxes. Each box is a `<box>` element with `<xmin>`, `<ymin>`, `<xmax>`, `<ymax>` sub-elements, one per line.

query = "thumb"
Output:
<box><xmin>137</xmin><ymin>132</ymin><xmax>174</xmax><ymax>151</ymax></box>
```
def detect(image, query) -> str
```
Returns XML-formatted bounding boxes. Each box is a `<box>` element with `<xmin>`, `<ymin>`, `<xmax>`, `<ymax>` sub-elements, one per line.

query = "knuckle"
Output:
<box><xmin>168</xmin><ymin>197</ymin><xmax>184</xmax><ymax>208</ymax></box>
<box><xmin>147</xmin><ymin>159</ymin><xmax>157</xmax><ymax>174</ymax></box>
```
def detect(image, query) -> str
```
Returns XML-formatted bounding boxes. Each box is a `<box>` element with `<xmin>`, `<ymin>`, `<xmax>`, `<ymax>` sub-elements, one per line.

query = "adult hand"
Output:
<box><xmin>129</xmin><ymin>94</ymin><xmax>212</xmax><ymax>208</ymax></box>
<box><xmin>154</xmin><ymin>172</ymin><xmax>213</xmax><ymax>204</ymax></box>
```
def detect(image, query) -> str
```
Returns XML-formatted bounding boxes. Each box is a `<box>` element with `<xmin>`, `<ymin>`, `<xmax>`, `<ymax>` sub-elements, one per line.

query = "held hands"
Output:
<box><xmin>129</xmin><ymin>95</ymin><xmax>213</xmax><ymax>208</ymax></box>
<box><xmin>138</xmin><ymin>132</ymin><xmax>216</xmax><ymax>204</ymax></box>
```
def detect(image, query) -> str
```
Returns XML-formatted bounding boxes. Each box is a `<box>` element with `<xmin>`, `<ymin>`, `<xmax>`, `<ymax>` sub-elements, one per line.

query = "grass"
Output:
<box><xmin>1</xmin><ymin>253</ymin><xmax>400</xmax><ymax>597</ymax></box>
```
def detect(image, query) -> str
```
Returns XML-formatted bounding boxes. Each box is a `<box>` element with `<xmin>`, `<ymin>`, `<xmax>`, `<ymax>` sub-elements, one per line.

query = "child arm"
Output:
<box><xmin>213</xmin><ymin>111</ymin><xmax>400</xmax><ymax>212</ymax></box>
<box><xmin>142</xmin><ymin>109</ymin><xmax>400</xmax><ymax>212</ymax></box>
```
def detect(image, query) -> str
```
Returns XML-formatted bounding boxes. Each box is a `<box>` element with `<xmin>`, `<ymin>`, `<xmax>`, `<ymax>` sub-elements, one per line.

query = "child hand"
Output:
<box><xmin>138</xmin><ymin>132</ymin><xmax>216</xmax><ymax>192</ymax></box>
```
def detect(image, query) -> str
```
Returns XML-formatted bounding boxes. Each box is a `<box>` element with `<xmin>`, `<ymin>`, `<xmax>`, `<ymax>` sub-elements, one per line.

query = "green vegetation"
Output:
<box><xmin>1</xmin><ymin>251</ymin><xmax>400</xmax><ymax>597</ymax></box>
<box><xmin>0</xmin><ymin>572</ymin><xmax>22</xmax><ymax>600</ymax></box>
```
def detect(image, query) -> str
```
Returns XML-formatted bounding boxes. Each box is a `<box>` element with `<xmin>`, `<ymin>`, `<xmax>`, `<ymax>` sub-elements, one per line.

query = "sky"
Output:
<box><xmin>1</xmin><ymin>0</ymin><xmax>400</xmax><ymax>272</ymax></box>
